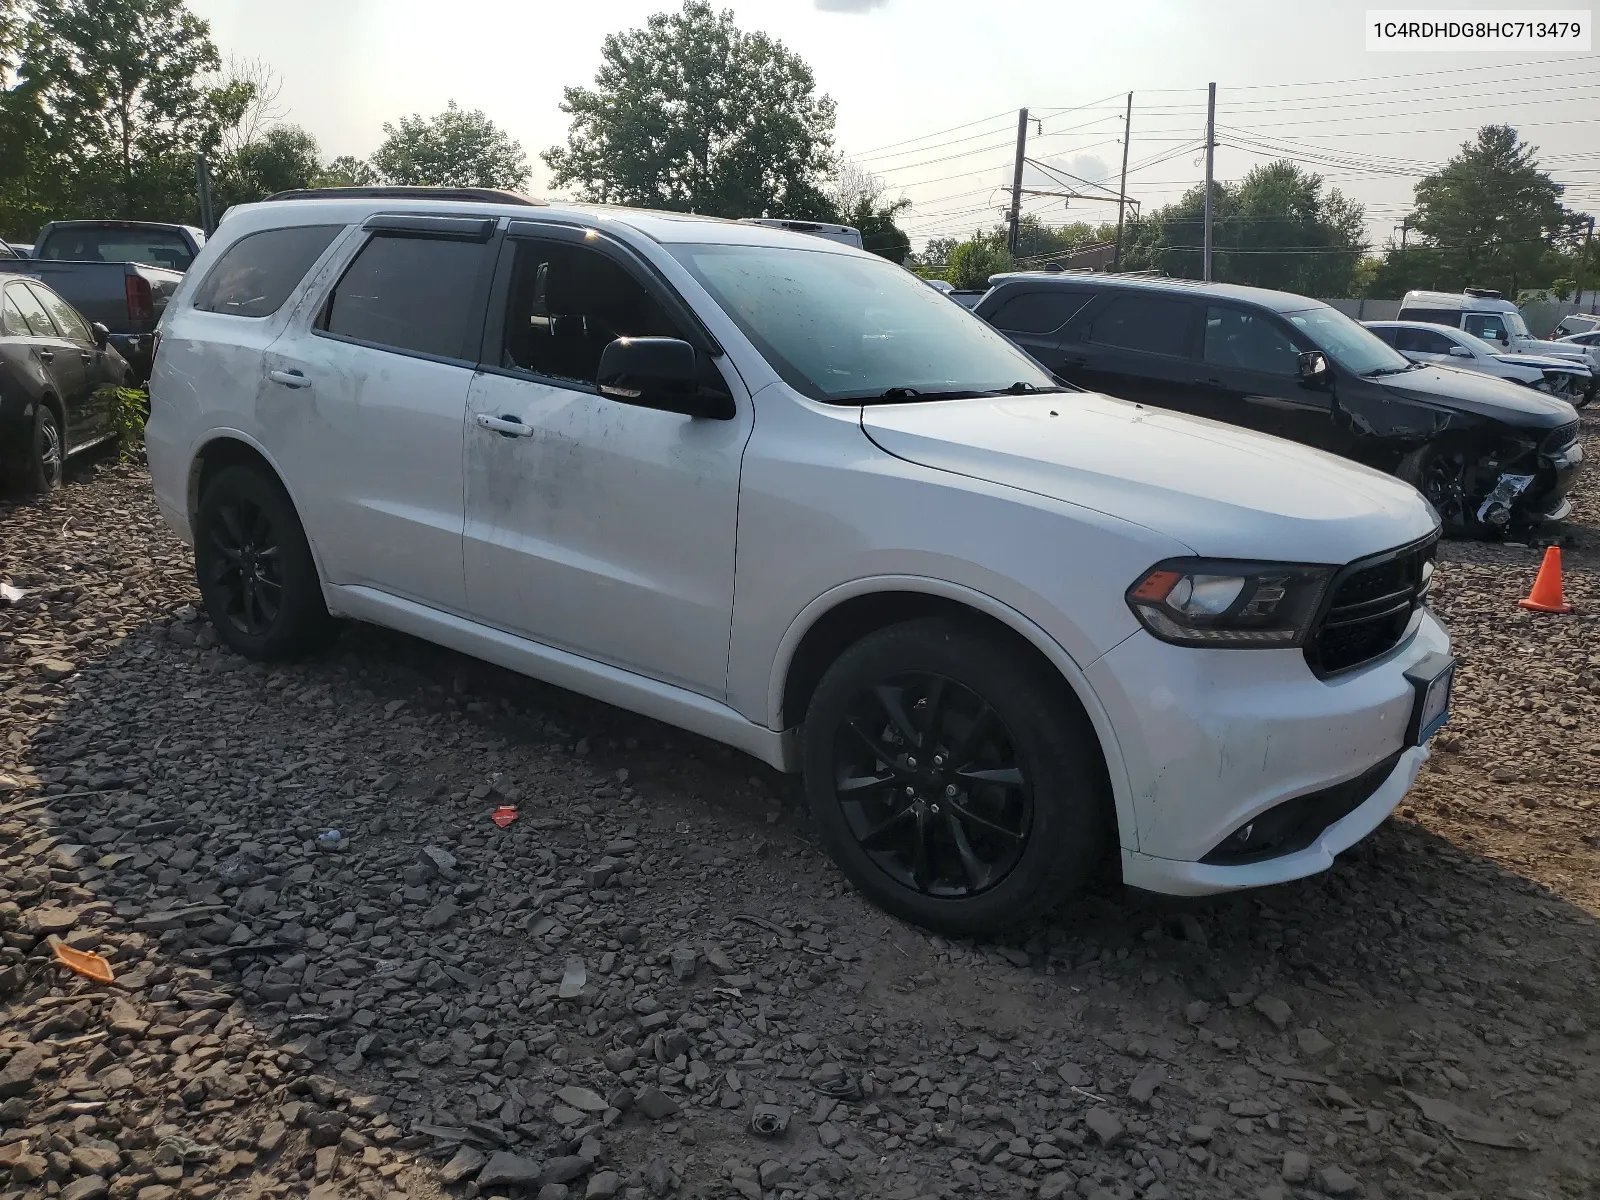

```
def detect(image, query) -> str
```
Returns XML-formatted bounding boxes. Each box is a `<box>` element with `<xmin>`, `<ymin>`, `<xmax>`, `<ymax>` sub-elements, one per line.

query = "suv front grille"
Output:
<box><xmin>1542</xmin><ymin>419</ymin><xmax>1579</xmax><ymax>455</ymax></box>
<box><xmin>1303</xmin><ymin>534</ymin><xmax>1437</xmax><ymax>677</ymax></box>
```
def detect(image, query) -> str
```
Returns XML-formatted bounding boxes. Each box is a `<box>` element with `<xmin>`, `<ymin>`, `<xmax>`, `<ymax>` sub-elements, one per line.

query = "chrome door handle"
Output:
<box><xmin>80</xmin><ymin>350</ymin><xmax>93</xmax><ymax>363</ymax></box>
<box><xmin>36</xmin><ymin>349</ymin><xmax>53</xmax><ymax>362</ymax></box>
<box><xmin>267</xmin><ymin>368</ymin><xmax>310</xmax><ymax>388</ymax></box>
<box><xmin>476</xmin><ymin>413</ymin><xmax>535</xmax><ymax>438</ymax></box>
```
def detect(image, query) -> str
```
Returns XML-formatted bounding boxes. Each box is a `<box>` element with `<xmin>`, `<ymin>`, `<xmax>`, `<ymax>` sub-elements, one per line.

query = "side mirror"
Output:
<box><xmin>1448</xmin><ymin>345</ymin><xmax>1473</xmax><ymax>358</ymax></box>
<box><xmin>90</xmin><ymin>321</ymin><xmax>110</xmax><ymax>349</ymax></box>
<box><xmin>597</xmin><ymin>337</ymin><xmax>733</xmax><ymax>420</ymax></box>
<box><xmin>1297</xmin><ymin>350</ymin><xmax>1329</xmax><ymax>380</ymax></box>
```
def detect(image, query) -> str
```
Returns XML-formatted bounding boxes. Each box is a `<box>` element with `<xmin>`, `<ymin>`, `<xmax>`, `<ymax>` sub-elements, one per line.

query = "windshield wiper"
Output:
<box><xmin>1364</xmin><ymin>364</ymin><xmax>1416</xmax><ymax>376</ymax></box>
<box><xmin>999</xmin><ymin>380</ymin><xmax>1068</xmax><ymax>394</ymax></box>
<box><xmin>836</xmin><ymin>381</ymin><xmax>1070</xmax><ymax>404</ymax></box>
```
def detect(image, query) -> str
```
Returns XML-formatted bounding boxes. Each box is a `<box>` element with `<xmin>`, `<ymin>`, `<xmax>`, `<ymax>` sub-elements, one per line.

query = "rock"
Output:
<box><xmin>541</xmin><ymin>1156</ymin><xmax>592</xmax><ymax>1185</ymax></box>
<box><xmin>1184</xmin><ymin>1000</ymin><xmax>1211</xmax><ymax>1025</ymax></box>
<box><xmin>635</xmin><ymin>1086</ymin><xmax>680</xmax><ymax>1120</ymax></box>
<box><xmin>585</xmin><ymin>1171</ymin><xmax>622</xmax><ymax>1199</ymax></box>
<box><xmin>1281</xmin><ymin>1150</ymin><xmax>1310</xmax><ymax>1183</ymax></box>
<box><xmin>478</xmin><ymin>1152</ymin><xmax>543</xmax><ymax>1188</ymax></box>
<box><xmin>59</xmin><ymin>1180</ymin><xmax>108</xmax><ymax>1200</ymax></box>
<box><xmin>421</xmin><ymin>900</ymin><xmax>458</xmax><ymax>929</ymax></box>
<box><xmin>556</xmin><ymin>1085</ymin><xmax>608</xmax><ymax>1113</ymax></box>
<box><xmin>537</xmin><ymin>1187</ymin><xmax>570</xmax><ymax>1200</ymax></box>
<box><xmin>670</xmin><ymin>948</ymin><xmax>697</xmax><ymax>981</ymax></box>
<box><xmin>559</xmin><ymin>957</ymin><xmax>587</xmax><ymax>999</ymax></box>
<box><xmin>1315</xmin><ymin>1165</ymin><xmax>1361</xmax><ymax>1195</ymax></box>
<box><xmin>1128</xmin><ymin>1063</ymin><xmax>1165</xmax><ymax>1103</ymax></box>
<box><xmin>1530</xmin><ymin>1093</ymin><xmax>1572</xmax><ymax>1118</ymax></box>
<box><xmin>439</xmin><ymin>1146</ymin><xmax>487</xmax><ymax>1183</ymax></box>
<box><xmin>1253</xmin><ymin>994</ymin><xmax>1293</xmax><ymax>1031</ymax></box>
<box><xmin>36</xmin><ymin>657</ymin><xmax>76</xmax><ymax>681</ymax></box>
<box><xmin>1295</xmin><ymin>1028</ymin><xmax>1335</xmax><ymax>1059</ymax></box>
<box><xmin>1085</xmin><ymin>1108</ymin><xmax>1123</xmax><ymax>1146</ymax></box>
<box><xmin>70</xmin><ymin>1145</ymin><xmax>121</xmax><ymax>1175</ymax></box>
<box><xmin>0</xmin><ymin>1045</ymin><xmax>44</xmax><ymax>1096</ymax></box>
<box><xmin>1057</xmin><ymin>1062</ymin><xmax>1090</xmax><ymax>1088</ymax></box>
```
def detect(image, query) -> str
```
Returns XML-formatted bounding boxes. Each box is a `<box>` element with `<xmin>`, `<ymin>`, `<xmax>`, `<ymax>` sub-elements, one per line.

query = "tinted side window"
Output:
<box><xmin>1203</xmin><ymin>307</ymin><xmax>1297</xmax><ymax>375</ymax></box>
<box><xmin>1395</xmin><ymin>327</ymin><xmax>1454</xmax><ymax>355</ymax></box>
<box><xmin>8</xmin><ymin>283</ymin><xmax>58</xmax><ymax>337</ymax></box>
<box><xmin>192</xmin><ymin>224</ymin><xmax>343</xmax><ymax>318</ymax></box>
<box><xmin>1398</xmin><ymin>307</ymin><xmax>1459</xmax><ymax>326</ymax></box>
<box><xmin>323</xmin><ymin>235</ymin><xmax>489</xmax><ymax>360</ymax></box>
<box><xmin>2</xmin><ymin>293</ymin><xmax>28</xmax><ymax>336</ymax></box>
<box><xmin>1087</xmin><ymin>294</ymin><xmax>1195</xmax><ymax>357</ymax></box>
<box><xmin>28</xmin><ymin>283</ymin><xmax>91</xmax><ymax>344</ymax></box>
<box><xmin>1368</xmin><ymin>325</ymin><xmax>1399</xmax><ymax>347</ymax></box>
<box><xmin>499</xmin><ymin>238</ymin><xmax>686</xmax><ymax>384</ymax></box>
<box><xmin>988</xmin><ymin>290</ymin><xmax>1091</xmax><ymax>335</ymax></box>
<box><xmin>1462</xmin><ymin>312</ymin><xmax>1507</xmax><ymax>341</ymax></box>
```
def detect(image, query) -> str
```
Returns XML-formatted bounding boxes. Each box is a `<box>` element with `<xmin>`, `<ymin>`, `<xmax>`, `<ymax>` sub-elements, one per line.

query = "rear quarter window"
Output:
<box><xmin>191</xmin><ymin>224</ymin><xmax>345</xmax><ymax>318</ymax></box>
<box><xmin>987</xmin><ymin>289</ymin><xmax>1093</xmax><ymax>335</ymax></box>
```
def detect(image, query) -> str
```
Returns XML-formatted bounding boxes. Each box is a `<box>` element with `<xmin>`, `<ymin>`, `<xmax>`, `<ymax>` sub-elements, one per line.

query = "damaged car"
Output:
<box><xmin>976</xmin><ymin>274</ymin><xmax>1584</xmax><ymax>534</ymax></box>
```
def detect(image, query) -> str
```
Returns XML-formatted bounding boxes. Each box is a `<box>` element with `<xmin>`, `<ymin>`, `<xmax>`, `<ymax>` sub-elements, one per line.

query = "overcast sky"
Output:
<box><xmin>189</xmin><ymin>0</ymin><xmax>1600</xmax><ymax>252</ymax></box>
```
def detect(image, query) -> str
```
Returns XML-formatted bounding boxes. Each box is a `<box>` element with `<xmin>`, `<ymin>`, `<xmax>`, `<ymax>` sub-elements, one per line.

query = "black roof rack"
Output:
<box><xmin>263</xmin><ymin>186</ymin><xmax>544</xmax><ymax>206</ymax></box>
<box><xmin>1462</xmin><ymin>286</ymin><xmax>1502</xmax><ymax>299</ymax></box>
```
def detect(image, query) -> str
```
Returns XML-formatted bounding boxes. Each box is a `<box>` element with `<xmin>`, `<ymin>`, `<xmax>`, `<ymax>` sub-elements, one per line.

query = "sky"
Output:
<box><xmin>188</xmin><ymin>0</ymin><xmax>1600</xmax><ymax>254</ymax></box>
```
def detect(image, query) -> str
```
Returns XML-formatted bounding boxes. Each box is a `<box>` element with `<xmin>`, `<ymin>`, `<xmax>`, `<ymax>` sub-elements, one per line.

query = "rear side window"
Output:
<box><xmin>322</xmin><ymin>235</ymin><xmax>489</xmax><ymax>361</ymax></box>
<box><xmin>1368</xmin><ymin>325</ymin><xmax>1398</xmax><ymax>346</ymax></box>
<box><xmin>1397</xmin><ymin>307</ymin><xmax>1458</xmax><ymax>326</ymax></box>
<box><xmin>192</xmin><ymin>224</ymin><xmax>343</xmax><ymax>318</ymax></box>
<box><xmin>987</xmin><ymin>290</ymin><xmax>1092</xmax><ymax>335</ymax></box>
<box><xmin>7</xmin><ymin>282</ymin><xmax>58</xmax><ymax>337</ymax></box>
<box><xmin>28</xmin><ymin>283</ymin><xmax>92</xmax><ymax>344</ymax></box>
<box><xmin>1087</xmin><ymin>294</ymin><xmax>1195</xmax><ymax>357</ymax></box>
<box><xmin>1395</xmin><ymin>327</ymin><xmax>1455</xmax><ymax>355</ymax></box>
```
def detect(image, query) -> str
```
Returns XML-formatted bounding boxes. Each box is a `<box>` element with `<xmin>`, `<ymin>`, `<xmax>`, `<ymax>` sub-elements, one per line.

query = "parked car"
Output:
<box><xmin>0</xmin><ymin>220</ymin><xmax>200</xmax><ymax>379</ymax></box>
<box><xmin>976</xmin><ymin>273</ymin><xmax>1583</xmax><ymax>533</ymax></box>
<box><xmin>1556</xmin><ymin>328</ymin><xmax>1600</xmax><ymax>351</ymax></box>
<box><xmin>738</xmin><ymin>218</ymin><xmax>863</xmax><ymax>249</ymax></box>
<box><xmin>148</xmin><ymin>189</ymin><xmax>1455</xmax><ymax>936</ymax></box>
<box><xmin>1397</xmin><ymin>288</ymin><xmax>1600</xmax><ymax>381</ymax></box>
<box><xmin>1365</xmin><ymin>319</ymin><xmax>1592</xmax><ymax>406</ymax></box>
<box><xmin>0</xmin><ymin>242</ymin><xmax>25</xmax><ymax>260</ymax></box>
<box><xmin>0</xmin><ymin>275</ymin><xmax>133</xmax><ymax>493</ymax></box>
<box><xmin>1552</xmin><ymin>312</ymin><xmax>1600</xmax><ymax>340</ymax></box>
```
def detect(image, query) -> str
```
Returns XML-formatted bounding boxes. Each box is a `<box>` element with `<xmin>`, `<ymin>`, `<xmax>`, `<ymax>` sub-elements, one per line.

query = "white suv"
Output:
<box><xmin>146</xmin><ymin>189</ymin><xmax>1454</xmax><ymax>935</ymax></box>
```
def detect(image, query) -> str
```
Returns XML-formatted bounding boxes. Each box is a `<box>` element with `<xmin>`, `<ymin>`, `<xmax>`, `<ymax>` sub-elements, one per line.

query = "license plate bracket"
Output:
<box><xmin>1404</xmin><ymin>652</ymin><xmax>1455</xmax><ymax>747</ymax></box>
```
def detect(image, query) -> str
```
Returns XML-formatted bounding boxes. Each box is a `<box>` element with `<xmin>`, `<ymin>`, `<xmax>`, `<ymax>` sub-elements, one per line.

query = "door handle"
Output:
<box><xmin>36</xmin><ymin>349</ymin><xmax>53</xmax><ymax>363</ymax></box>
<box><xmin>80</xmin><ymin>350</ymin><xmax>93</xmax><ymax>364</ymax></box>
<box><xmin>476</xmin><ymin>412</ymin><xmax>535</xmax><ymax>438</ymax></box>
<box><xmin>267</xmin><ymin>368</ymin><xmax>310</xmax><ymax>389</ymax></box>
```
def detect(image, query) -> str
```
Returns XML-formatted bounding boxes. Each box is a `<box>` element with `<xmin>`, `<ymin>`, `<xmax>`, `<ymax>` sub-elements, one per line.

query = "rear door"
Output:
<box><xmin>983</xmin><ymin>287</ymin><xmax>1095</xmax><ymax>371</ymax></box>
<box><xmin>1061</xmin><ymin>290</ymin><xmax>1204</xmax><ymax>411</ymax></box>
<box><xmin>261</xmin><ymin>216</ymin><xmax>496</xmax><ymax>614</ymax></box>
<box><xmin>1196</xmin><ymin>303</ymin><xmax>1334</xmax><ymax>449</ymax></box>
<box><xmin>6</xmin><ymin>280</ymin><xmax>93</xmax><ymax>446</ymax></box>
<box><xmin>1393</xmin><ymin>325</ymin><xmax>1458</xmax><ymax>368</ymax></box>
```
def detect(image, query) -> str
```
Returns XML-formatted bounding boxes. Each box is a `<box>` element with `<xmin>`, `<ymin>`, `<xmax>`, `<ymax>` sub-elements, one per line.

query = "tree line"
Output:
<box><xmin>920</xmin><ymin>125</ymin><xmax>1594</xmax><ymax>300</ymax></box>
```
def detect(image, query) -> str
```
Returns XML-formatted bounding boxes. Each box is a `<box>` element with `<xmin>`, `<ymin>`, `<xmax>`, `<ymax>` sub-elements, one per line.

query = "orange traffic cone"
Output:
<box><xmin>1518</xmin><ymin>546</ymin><xmax>1573</xmax><ymax>613</ymax></box>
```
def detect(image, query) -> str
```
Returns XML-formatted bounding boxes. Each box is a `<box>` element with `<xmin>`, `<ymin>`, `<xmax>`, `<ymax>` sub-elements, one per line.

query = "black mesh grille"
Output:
<box><xmin>1304</xmin><ymin>535</ymin><xmax>1436</xmax><ymax>676</ymax></box>
<box><xmin>1542</xmin><ymin>419</ymin><xmax>1579</xmax><ymax>454</ymax></box>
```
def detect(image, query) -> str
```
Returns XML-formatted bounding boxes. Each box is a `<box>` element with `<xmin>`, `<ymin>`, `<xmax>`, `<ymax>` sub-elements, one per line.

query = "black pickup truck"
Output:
<box><xmin>0</xmin><ymin>221</ymin><xmax>201</xmax><ymax>379</ymax></box>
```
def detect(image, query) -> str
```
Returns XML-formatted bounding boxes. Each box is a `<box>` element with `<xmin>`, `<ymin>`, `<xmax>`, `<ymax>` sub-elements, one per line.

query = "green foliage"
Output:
<box><xmin>215</xmin><ymin>124</ymin><xmax>320</xmax><ymax>208</ymax></box>
<box><xmin>1120</xmin><ymin>162</ymin><xmax>1366</xmax><ymax>294</ymax></box>
<box><xmin>371</xmin><ymin>100</ymin><xmax>529</xmax><ymax>191</ymax></box>
<box><xmin>107</xmin><ymin>385</ymin><xmax>148</xmax><ymax>457</ymax></box>
<box><xmin>946</xmin><ymin>239</ymin><xmax>1014</xmax><ymax>290</ymax></box>
<box><xmin>829</xmin><ymin>163</ymin><xmax>910</xmax><ymax>263</ymax></box>
<box><xmin>315</xmin><ymin>155</ymin><xmax>377</xmax><ymax>189</ymax></box>
<box><xmin>543</xmin><ymin>1</ymin><xmax>837</xmax><ymax>220</ymax></box>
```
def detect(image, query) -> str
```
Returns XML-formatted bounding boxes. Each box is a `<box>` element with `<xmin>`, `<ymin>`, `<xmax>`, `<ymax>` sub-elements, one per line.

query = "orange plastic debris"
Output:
<box><xmin>490</xmin><ymin>805</ymin><xmax>518</xmax><ymax>828</ymax></box>
<box><xmin>52</xmin><ymin>941</ymin><xmax>115</xmax><ymax>984</ymax></box>
<box><xmin>1518</xmin><ymin>546</ymin><xmax>1573</xmax><ymax>614</ymax></box>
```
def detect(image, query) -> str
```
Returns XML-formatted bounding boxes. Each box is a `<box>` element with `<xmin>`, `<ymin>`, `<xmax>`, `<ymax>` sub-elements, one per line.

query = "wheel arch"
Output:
<box><xmin>770</xmin><ymin>577</ymin><xmax>1135</xmax><ymax>848</ymax></box>
<box><xmin>186</xmin><ymin>432</ymin><xmax>331</xmax><ymax>587</ymax></box>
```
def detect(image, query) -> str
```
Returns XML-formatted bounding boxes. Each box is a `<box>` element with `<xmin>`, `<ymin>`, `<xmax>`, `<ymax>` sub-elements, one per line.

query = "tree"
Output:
<box><xmin>316</xmin><ymin>154</ymin><xmax>378</xmax><ymax>189</ymax></box>
<box><xmin>1121</xmin><ymin>161</ymin><xmax>1366</xmax><ymax>294</ymax></box>
<box><xmin>371</xmin><ymin>100</ymin><xmax>529</xmax><ymax>190</ymax></box>
<box><xmin>215</xmin><ymin>124</ymin><xmax>321</xmax><ymax>208</ymax></box>
<box><xmin>1408</xmin><ymin>125</ymin><xmax>1580</xmax><ymax>295</ymax></box>
<box><xmin>21</xmin><ymin>0</ymin><xmax>224</xmax><ymax>219</ymax></box>
<box><xmin>946</xmin><ymin>238</ymin><xmax>1013</xmax><ymax>289</ymax></box>
<box><xmin>543</xmin><ymin>1</ymin><xmax>836</xmax><ymax>219</ymax></box>
<box><xmin>829</xmin><ymin>162</ymin><xmax>910</xmax><ymax>263</ymax></box>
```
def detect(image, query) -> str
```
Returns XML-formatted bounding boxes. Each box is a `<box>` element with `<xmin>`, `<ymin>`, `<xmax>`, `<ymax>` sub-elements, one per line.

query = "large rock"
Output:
<box><xmin>478</xmin><ymin>1152</ymin><xmax>542</xmax><ymax>1188</ymax></box>
<box><xmin>0</xmin><ymin>1045</ymin><xmax>44</xmax><ymax>1097</ymax></box>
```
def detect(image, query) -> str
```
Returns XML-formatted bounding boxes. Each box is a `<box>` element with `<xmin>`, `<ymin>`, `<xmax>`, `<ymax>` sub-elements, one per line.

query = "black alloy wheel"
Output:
<box><xmin>832</xmin><ymin>671</ymin><xmax>1032</xmax><ymax>898</ymax></box>
<box><xmin>194</xmin><ymin>465</ymin><xmax>335</xmax><ymax>660</ymax></box>
<box><xmin>1398</xmin><ymin>444</ymin><xmax>1471</xmax><ymax>531</ymax></box>
<box><xmin>35</xmin><ymin>405</ymin><xmax>63</xmax><ymax>491</ymax></box>
<box><xmin>204</xmin><ymin>495</ymin><xmax>284</xmax><ymax>637</ymax></box>
<box><xmin>803</xmin><ymin>618</ymin><xmax>1108</xmax><ymax>937</ymax></box>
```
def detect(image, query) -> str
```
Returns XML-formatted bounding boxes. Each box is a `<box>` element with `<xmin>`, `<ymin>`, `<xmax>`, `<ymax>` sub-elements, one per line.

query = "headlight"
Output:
<box><xmin>1126</xmin><ymin>559</ymin><xmax>1335</xmax><ymax>648</ymax></box>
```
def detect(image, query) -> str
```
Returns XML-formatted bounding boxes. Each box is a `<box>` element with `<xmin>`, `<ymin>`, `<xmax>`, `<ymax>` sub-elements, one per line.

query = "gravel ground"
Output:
<box><xmin>1</xmin><ymin>412</ymin><xmax>1598</xmax><ymax>1200</ymax></box>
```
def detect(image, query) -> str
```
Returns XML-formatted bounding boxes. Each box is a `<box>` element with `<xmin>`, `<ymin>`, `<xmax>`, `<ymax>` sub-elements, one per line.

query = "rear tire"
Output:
<box><xmin>8</xmin><ymin>402</ymin><xmax>64</xmax><ymax>495</ymax></box>
<box><xmin>801</xmin><ymin>618</ymin><xmax>1109</xmax><ymax>937</ymax></box>
<box><xmin>194</xmin><ymin>465</ymin><xmax>336</xmax><ymax>660</ymax></box>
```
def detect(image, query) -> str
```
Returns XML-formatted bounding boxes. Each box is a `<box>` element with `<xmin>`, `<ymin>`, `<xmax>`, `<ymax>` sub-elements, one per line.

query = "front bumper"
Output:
<box><xmin>1527</xmin><ymin>440</ymin><xmax>1585</xmax><ymax>520</ymax></box>
<box><xmin>1086</xmin><ymin>608</ymin><xmax>1450</xmax><ymax>896</ymax></box>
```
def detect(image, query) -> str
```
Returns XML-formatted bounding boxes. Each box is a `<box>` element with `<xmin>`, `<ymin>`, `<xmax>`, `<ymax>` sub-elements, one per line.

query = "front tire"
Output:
<box><xmin>10</xmin><ymin>402</ymin><xmax>64</xmax><ymax>494</ymax></box>
<box><xmin>802</xmin><ymin>618</ymin><xmax>1109</xmax><ymax>937</ymax></box>
<box><xmin>193</xmin><ymin>465</ymin><xmax>335</xmax><ymax>660</ymax></box>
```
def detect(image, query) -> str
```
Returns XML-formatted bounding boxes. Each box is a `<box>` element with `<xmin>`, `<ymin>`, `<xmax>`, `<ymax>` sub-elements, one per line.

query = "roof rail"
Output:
<box><xmin>1462</xmin><ymin>286</ymin><xmax>1502</xmax><ymax>299</ymax></box>
<box><xmin>262</xmin><ymin>186</ymin><xmax>544</xmax><ymax>206</ymax></box>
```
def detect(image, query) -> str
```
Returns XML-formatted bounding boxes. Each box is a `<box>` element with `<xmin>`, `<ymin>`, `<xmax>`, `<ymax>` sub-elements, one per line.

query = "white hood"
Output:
<box><xmin>862</xmin><ymin>391</ymin><xmax>1439</xmax><ymax>564</ymax></box>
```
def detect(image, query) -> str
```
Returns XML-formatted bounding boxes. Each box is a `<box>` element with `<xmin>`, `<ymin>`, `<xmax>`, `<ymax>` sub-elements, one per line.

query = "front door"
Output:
<box><xmin>30</xmin><ymin>281</ymin><xmax>117</xmax><ymax>437</ymax></box>
<box><xmin>1197</xmin><ymin>304</ymin><xmax>1336</xmax><ymax>450</ymax></box>
<box><xmin>462</xmin><ymin>229</ymin><xmax>753</xmax><ymax>698</ymax></box>
<box><xmin>6</xmin><ymin>281</ymin><xmax>93</xmax><ymax>446</ymax></box>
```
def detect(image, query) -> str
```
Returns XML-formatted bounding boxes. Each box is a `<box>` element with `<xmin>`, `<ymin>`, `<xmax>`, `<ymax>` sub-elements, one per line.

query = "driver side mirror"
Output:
<box><xmin>1448</xmin><ymin>345</ymin><xmax>1472</xmax><ymax>358</ymax></box>
<box><xmin>90</xmin><ymin>321</ymin><xmax>110</xmax><ymax>349</ymax></box>
<box><xmin>597</xmin><ymin>337</ymin><xmax>734</xmax><ymax>420</ymax></box>
<box><xmin>1297</xmin><ymin>350</ymin><xmax>1329</xmax><ymax>380</ymax></box>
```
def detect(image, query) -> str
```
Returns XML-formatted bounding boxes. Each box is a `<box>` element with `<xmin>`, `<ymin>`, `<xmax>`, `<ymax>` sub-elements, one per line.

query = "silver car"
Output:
<box><xmin>1365</xmin><ymin>320</ymin><xmax>1593</xmax><ymax>407</ymax></box>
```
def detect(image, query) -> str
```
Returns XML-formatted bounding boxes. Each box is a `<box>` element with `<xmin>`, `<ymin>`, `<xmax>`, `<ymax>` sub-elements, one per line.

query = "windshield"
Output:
<box><xmin>665</xmin><ymin>242</ymin><xmax>1057</xmax><ymax>402</ymax></box>
<box><xmin>1285</xmin><ymin>305</ymin><xmax>1413</xmax><ymax>375</ymax></box>
<box><xmin>38</xmin><ymin>227</ymin><xmax>193</xmax><ymax>271</ymax></box>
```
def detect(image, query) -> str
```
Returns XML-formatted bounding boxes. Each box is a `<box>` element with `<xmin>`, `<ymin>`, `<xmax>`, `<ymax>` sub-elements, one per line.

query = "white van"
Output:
<box><xmin>1398</xmin><ymin>288</ymin><xmax>1600</xmax><ymax>377</ymax></box>
<box><xmin>739</xmin><ymin>218</ymin><xmax>863</xmax><ymax>249</ymax></box>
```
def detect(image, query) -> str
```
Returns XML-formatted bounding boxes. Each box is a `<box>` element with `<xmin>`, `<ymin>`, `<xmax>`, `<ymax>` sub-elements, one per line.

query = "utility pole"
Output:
<box><xmin>1395</xmin><ymin>217</ymin><xmax>1410</xmax><ymax>251</ymax></box>
<box><xmin>1007</xmin><ymin>108</ymin><xmax>1029</xmax><ymax>257</ymax></box>
<box><xmin>195</xmin><ymin>154</ymin><xmax>215</xmax><ymax>234</ymax></box>
<box><xmin>1577</xmin><ymin>215</ymin><xmax>1596</xmax><ymax>313</ymax></box>
<box><xmin>1202</xmin><ymin>82</ymin><xmax>1216</xmax><ymax>282</ymax></box>
<box><xmin>1112</xmin><ymin>92</ymin><xmax>1133</xmax><ymax>271</ymax></box>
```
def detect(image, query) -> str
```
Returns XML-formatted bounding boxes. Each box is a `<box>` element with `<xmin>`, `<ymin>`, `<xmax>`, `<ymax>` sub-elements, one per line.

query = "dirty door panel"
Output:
<box><xmin>462</xmin><ymin>233</ymin><xmax>753</xmax><ymax>698</ymax></box>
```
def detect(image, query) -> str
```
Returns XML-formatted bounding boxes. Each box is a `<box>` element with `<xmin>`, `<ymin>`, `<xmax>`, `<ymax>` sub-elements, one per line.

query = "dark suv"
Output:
<box><xmin>975</xmin><ymin>274</ymin><xmax>1584</xmax><ymax>532</ymax></box>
